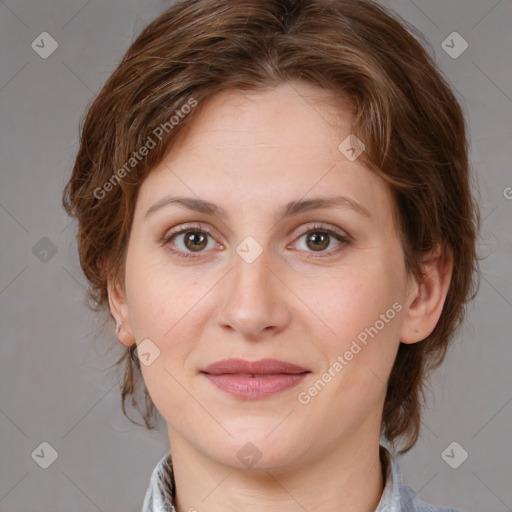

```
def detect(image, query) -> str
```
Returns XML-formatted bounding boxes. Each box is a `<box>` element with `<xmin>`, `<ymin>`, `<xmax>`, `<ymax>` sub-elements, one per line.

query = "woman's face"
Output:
<box><xmin>117</xmin><ymin>81</ymin><xmax>416</xmax><ymax>471</ymax></box>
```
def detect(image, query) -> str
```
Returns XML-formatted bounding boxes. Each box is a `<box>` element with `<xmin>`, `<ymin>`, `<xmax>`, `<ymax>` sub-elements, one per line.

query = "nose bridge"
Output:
<box><xmin>233</xmin><ymin>247</ymin><xmax>273</xmax><ymax>301</ymax></box>
<box><xmin>216</xmin><ymin>244</ymin><xmax>290</xmax><ymax>337</ymax></box>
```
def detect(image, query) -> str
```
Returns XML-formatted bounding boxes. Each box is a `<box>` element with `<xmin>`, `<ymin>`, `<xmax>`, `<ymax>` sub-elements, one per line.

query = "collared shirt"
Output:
<box><xmin>141</xmin><ymin>447</ymin><xmax>459</xmax><ymax>512</ymax></box>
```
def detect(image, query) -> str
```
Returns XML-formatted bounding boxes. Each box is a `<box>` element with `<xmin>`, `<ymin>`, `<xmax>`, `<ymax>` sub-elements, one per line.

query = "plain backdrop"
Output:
<box><xmin>0</xmin><ymin>1</ymin><xmax>511</xmax><ymax>511</ymax></box>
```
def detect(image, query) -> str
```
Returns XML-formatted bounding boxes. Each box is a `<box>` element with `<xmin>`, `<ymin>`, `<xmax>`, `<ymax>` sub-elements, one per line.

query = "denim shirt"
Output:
<box><xmin>141</xmin><ymin>447</ymin><xmax>459</xmax><ymax>512</ymax></box>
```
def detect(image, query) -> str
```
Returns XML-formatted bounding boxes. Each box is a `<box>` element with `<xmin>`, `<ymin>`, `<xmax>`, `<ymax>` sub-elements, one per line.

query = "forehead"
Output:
<box><xmin>134</xmin><ymin>81</ymin><xmax>394</xmax><ymax>224</ymax></box>
<box><xmin>173</xmin><ymin>81</ymin><xmax>354</xmax><ymax>154</ymax></box>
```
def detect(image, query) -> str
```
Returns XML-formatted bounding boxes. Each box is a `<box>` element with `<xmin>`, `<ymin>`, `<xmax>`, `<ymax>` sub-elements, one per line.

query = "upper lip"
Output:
<box><xmin>202</xmin><ymin>358</ymin><xmax>309</xmax><ymax>375</ymax></box>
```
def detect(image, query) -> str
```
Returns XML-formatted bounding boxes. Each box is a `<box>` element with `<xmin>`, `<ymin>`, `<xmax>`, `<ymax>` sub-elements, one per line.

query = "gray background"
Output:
<box><xmin>0</xmin><ymin>0</ymin><xmax>510</xmax><ymax>511</ymax></box>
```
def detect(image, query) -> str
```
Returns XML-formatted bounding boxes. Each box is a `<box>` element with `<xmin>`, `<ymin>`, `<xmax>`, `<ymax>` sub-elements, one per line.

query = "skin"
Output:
<box><xmin>108</xmin><ymin>80</ymin><xmax>453</xmax><ymax>512</ymax></box>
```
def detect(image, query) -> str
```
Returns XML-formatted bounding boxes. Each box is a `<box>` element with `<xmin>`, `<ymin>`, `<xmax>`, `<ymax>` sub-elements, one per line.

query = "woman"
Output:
<box><xmin>62</xmin><ymin>1</ymin><xmax>479</xmax><ymax>510</ymax></box>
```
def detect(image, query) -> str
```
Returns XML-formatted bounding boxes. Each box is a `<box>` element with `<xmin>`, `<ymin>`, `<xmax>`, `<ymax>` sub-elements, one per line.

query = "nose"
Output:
<box><xmin>215</xmin><ymin>249</ymin><xmax>292</xmax><ymax>341</ymax></box>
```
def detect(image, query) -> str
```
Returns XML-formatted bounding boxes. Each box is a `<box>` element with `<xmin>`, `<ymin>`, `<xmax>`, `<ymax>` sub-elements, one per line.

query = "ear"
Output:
<box><xmin>400</xmin><ymin>247</ymin><xmax>453</xmax><ymax>344</ymax></box>
<box><xmin>107</xmin><ymin>276</ymin><xmax>136</xmax><ymax>347</ymax></box>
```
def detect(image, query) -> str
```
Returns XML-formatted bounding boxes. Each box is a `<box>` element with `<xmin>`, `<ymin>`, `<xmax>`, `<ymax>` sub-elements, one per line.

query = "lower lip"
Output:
<box><xmin>203</xmin><ymin>373</ymin><xmax>309</xmax><ymax>399</ymax></box>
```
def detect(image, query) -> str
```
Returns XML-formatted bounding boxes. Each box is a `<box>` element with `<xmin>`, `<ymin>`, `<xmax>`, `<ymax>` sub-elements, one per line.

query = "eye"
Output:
<box><xmin>162</xmin><ymin>224</ymin><xmax>220</xmax><ymax>259</ymax></box>
<box><xmin>291</xmin><ymin>224</ymin><xmax>350</xmax><ymax>257</ymax></box>
<box><xmin>162</xmin><ymin>222</ymin><xmax>351</xmax><ymax>260</ymax></box>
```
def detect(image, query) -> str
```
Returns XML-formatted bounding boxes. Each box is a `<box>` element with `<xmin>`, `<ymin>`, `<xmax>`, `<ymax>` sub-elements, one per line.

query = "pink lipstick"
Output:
<box><xmin>201</xmin><ymin>358</ymin><xmax>310</xmax><ymax>399</ymax></box>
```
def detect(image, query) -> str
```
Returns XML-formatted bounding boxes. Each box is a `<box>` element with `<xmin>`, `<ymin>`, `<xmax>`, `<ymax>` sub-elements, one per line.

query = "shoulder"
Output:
<box><xmin>399</xmin><ymin>483</ymin><xmax>460</xmax><ymax>512</ymax></box>
<box><xmin>142</xmin><ymin>452</ymin><xmax>176</xmax><ymax>512</ymax></box>
<box><xmin>381</xmin><ymin>446</ymin><xmax>460</xmax><ymax>512</ymax></box>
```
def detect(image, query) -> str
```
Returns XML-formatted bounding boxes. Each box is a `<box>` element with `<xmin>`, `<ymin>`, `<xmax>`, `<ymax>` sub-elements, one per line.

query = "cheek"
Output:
<box><xmin>302</xmin><ymin>251</ymin><xmax>406</xmax><ymax>385</ymax></box>
<box><xmin>124</xmin><ymin>258</ymin><xmax>204</xmax><ymax>415</ymax></box>
<box><xmin>124</xmin><ymin>250</ymin><xmax>211</xmax><ymax>393</ymax></box>
<box><xmin>124</xmin><ymin>246</ymin><xmax>192</xmax><ymax>338</ymax></box>
<box><xmin>309</xmin><ymin>262</ymin><xmax>403</xmax><ymax>338</ymax></box>
<box><xmin>298</xmin><ymin>270</ymin><xmax>404</xmax><ymax>424</ymax></box>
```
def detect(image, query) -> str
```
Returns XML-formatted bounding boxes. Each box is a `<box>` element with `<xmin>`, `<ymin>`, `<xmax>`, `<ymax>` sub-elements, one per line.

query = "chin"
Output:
<box><xmin>199</xmin><ymin>425</ymin><xmax>308</xmax><ymax>473</ymax></box>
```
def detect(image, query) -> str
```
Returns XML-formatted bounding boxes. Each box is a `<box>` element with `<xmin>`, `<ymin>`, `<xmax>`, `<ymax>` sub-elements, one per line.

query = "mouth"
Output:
<box><xmin>201</xmin><ymin>358</ymin><xmax>311</xmax><ymax>399</ymax></box>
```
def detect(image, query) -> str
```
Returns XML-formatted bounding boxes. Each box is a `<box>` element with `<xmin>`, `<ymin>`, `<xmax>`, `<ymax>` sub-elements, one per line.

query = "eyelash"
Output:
<box><xmin>161</xmin><ymin>223</ymin><xmax>351</xmax><ymax>260</ymax></box>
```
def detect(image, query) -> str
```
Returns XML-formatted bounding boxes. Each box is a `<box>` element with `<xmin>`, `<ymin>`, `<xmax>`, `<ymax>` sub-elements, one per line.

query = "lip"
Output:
<box><xmin>202</xmin><ymin>358</ymin><xmax>309</xmax><ymax>375</ymax></box>
<box><xmin>201</xmin><ymin>358</ymin><xmax>310</xmax><ymax>399</ymax></box>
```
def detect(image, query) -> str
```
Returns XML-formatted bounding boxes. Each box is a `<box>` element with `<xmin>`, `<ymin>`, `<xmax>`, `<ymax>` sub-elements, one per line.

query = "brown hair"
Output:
<box><xmin>62</xmin><ymin>0</ymin><xmax>479</xmax><ymax>453</ymax></box>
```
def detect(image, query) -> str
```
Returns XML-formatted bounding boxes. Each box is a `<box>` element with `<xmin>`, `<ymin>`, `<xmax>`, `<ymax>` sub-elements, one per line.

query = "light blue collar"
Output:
<box><xmin>141</xmin><ymin>445</ymin><xmax>454</xmax><ymax>512</ymax></box>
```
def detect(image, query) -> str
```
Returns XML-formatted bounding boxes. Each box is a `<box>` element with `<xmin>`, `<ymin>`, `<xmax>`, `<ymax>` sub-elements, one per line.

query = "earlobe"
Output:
<box><xmin>107</xmin><ymin>277</ymin><xmax>136</xmax><ymax>347</ymax></box>
<box><xmin>400</xmin><ymin>248</ymin><xmax>453</xmax><ymax>344</ymax></box>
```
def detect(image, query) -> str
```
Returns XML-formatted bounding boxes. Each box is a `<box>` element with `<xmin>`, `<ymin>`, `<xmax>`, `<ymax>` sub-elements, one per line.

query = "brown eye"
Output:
<box><xmin>183</xmin><ymin>231</ymin><xmax>208</xmax><ymax>252</ymax></box>
<box><xmin>292</xmin><ymin>224</ymin><xmax>349</xmax><ymax>257</ymax></box>
<box><xmin>163</xmin><ymin>225</ymin><xmax>217</xmax><ymax>259</ymax></box>
<box><xmin>305</xmin><ymin>232</ymin><xmax>330</xmax><ymax>251</ymax></box>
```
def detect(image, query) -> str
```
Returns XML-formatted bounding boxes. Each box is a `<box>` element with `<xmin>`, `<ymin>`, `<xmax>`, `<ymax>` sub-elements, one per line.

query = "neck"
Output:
<box><xmin>167</xmin><ymin>428</ymin><xmax>385</xmax><ymax>512</ymax></box>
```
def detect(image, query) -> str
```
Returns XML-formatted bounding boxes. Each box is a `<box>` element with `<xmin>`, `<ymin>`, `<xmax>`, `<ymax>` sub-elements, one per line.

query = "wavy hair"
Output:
<box><xmin>63</xmin><ymin>0</ymin><xmax>479</xmax><ymax>453</ymax></box>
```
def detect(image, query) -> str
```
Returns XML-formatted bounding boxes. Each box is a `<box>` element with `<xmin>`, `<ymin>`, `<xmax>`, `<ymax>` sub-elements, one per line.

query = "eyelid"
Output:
<box><xmin>162</xmin><ymin>222</ymin><xmax>222</xmax><ymax>243</ymax></box>
<box><xmin>291</xmin><ymin>222</ymin><xmax>351</xmax><ymax>243</ymax></box>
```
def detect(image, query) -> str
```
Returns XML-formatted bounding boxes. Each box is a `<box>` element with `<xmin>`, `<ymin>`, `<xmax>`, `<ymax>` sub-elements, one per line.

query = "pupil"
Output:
<box><xmin>186</xmin><ymin>232</ymin><xmax>207</xmax><ymax>251</ymax></box>
<box><xmin>308</xmin><ymin>232</ymin><xmax>329</xmax><ymax>251</ymax></box>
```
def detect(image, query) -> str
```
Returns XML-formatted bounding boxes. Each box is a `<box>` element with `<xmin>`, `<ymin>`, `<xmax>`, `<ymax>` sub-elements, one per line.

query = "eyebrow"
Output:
<box><xmin>144</xmin><ymin>194</ymin><xmax>372</xmax><ymax>220</ymax></box>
